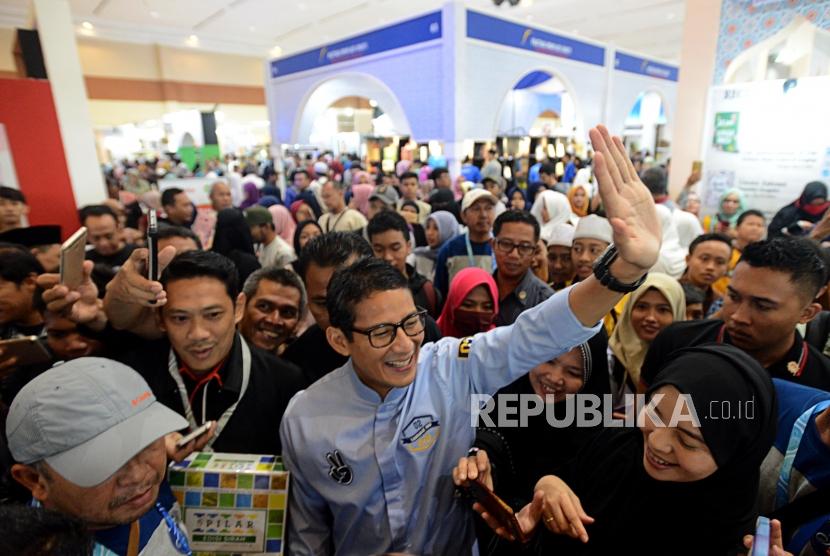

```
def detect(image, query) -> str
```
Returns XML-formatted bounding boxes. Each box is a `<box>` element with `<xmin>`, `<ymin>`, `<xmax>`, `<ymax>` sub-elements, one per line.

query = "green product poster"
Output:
<box><xmin>713</xmin><ymin>112</ymin><xmax>739</xmax><ymax>153</ymax></box>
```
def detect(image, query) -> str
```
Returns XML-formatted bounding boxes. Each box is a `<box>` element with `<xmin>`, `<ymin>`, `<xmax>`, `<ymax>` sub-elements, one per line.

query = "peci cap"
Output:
<box><xmin>0</xmin><ymin>225</ymin><xmax>61</xmax><ymax>247</ymax></box>
<box><xmin>541</xmin><ymin>222</ymin><xmax>575</xmax><ymax>248</ymax></box>
<box><xmin>6</xmin><ymin>357</ymin><xmax>187</xmax><ymax>487</ymax></box>
<box><xmin>460</xmin><ymin>189</ymin><xmax>497</xmax><ymax>213</ymax></box>
<box><xmin>573</xmin><ymin>214</ymin><xmax>613</xmax><ymax>244</ymax></box>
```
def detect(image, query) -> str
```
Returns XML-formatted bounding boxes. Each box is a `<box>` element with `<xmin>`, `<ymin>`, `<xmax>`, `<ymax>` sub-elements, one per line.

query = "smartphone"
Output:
<box><xmin>692</xmin><ymin>160</ymin><xmax>703</xmax><ymax>174</ymax></box>
<box><xmin>175</xmin><ymin>421</ymin><xmax>214</xmax><ymax>448</ymax></box>
<box><xmin>0</xmin><ymin>336</ymin><xmax>52</xmax><ymax>366</ymax></box>
<box><xmin>467</xmin><ymin>478</ymin><xmax>529</xmax><ymax>543</ymax></box>
<box><xmin>147</xmin><ymin>209</ymin><xmax>159</xmax><ymax>282</ymax></box>
<box><xmin>751</xmin><ymin>516</ymin><xmax>770</xmax><ymax>556</ymax></box>
<box><xmin>59</xmin><ymin>227</ymin><xmax>88</xmax><ymax>289</ymax></box>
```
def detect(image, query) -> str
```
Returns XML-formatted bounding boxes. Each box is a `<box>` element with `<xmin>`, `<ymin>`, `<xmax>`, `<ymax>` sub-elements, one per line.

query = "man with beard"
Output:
<box><xmin>642</xmin><ymin>236</ymin><xmax>830</xmax><ymax>392</ymax></box>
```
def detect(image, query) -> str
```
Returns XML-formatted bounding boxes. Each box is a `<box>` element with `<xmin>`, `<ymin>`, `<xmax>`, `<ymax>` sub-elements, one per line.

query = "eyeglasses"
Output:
<box><xmin>349</xmin><ymin>309</ymin><xmax>427</xmax><ymax>348</ymax></box>
<box><xmin>494</xmin><ymin>238</ymin><xmax>536</xmax><ymax>257</ymax></box>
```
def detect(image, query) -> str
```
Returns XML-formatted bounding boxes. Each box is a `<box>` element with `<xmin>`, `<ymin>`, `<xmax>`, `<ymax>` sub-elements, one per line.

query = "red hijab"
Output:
<box><xmin>437</xmin><ymin>267</ymin><xmax>499</xmax><ymax>338</ymax></box>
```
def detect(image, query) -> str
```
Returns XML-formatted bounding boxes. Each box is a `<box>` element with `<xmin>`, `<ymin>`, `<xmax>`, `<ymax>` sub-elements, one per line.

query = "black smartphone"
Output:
<box><xmin>467</xmin><ymin>478</ymin><xmax>529</xmax><ymax>543</ymax></box>
<box><xmin>147</xmin><ymin>209</ymin><xmax>159</xmax><ymax>282</ymax></box>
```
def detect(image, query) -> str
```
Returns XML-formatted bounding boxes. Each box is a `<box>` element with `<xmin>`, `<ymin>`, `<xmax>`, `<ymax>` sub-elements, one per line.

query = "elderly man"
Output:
<box><xmin>8</xmin><ymin>357</ymin><xmax>207</xmax><ymax>555</ymax></box>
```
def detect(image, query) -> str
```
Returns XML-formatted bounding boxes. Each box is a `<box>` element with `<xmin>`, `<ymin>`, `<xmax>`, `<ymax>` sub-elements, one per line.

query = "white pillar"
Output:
<box><xmin>32</xmin><ymin>0</ymin><xmax>105</xmax><ymax>206</ymax></box>
<box><xmin>668</xmin><ymin>0</ymin><xmax>722</xmax><ymax>197</ymax></box>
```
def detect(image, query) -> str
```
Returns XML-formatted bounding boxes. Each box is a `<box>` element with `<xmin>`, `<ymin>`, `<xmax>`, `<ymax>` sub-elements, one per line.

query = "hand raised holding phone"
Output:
<box><xmin>37</xmin><ymin>259</ymin><xmax>105</xmax><ymax>330</ymax></box>
<box><xmin>165</xmin><ymin>421</ymin><xmax>217</xmax><ymax>463</ymax></box>
<box><xmin>106</xmin><ymin>245</ymin><xmax>178</xmax><ymax>308</ymax></box>
<box><xmin>742</xmin><ymin>518</ymin><xmax>793</xmax><ymax>556</ymax></box>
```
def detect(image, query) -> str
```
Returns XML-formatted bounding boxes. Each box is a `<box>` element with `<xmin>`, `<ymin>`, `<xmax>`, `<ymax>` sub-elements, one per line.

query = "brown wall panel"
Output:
<box><xmin>83</xmin><ymin>76</ymin><xmax>265</xmax><ymax>105</ymax></box>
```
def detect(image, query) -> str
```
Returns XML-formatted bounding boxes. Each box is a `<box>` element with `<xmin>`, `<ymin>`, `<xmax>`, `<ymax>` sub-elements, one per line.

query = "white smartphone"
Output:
<box><xmin>59</xmin><ymin>227</ymin><xmax>88</xmax><ymax>289</ymax></box>
<box><xmin>175</xmin><ymin>421</ymin><xmax>214</xmax><ymax>448</ymax></box>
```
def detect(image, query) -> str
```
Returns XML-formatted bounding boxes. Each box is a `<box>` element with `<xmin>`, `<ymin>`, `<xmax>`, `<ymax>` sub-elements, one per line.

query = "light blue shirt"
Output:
<box><xmin>280</xmin><ymin>286</ymin><xmax>599</xmax><ymax>555</ymax></box>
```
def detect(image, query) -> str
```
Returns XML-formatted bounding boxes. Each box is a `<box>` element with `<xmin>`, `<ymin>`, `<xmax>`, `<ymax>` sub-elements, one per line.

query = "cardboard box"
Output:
<box><xmin>168</xmin><ymin>452</ymin><xmax>289</xmax><ymax>555</ymax></box>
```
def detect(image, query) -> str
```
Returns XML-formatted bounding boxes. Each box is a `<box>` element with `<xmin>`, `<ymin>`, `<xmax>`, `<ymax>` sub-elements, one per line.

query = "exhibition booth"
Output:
<box><xmin>265</xmin><ymin>3</ymin><xmax>679</xmax><ymax>172</ymax></box>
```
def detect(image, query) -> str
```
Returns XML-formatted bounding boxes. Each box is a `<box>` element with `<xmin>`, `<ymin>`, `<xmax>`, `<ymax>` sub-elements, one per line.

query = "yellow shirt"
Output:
<box><xmin>712</xmin><ymin>247</ymin><xmax>741</xmax><ymax>297</ymax></box>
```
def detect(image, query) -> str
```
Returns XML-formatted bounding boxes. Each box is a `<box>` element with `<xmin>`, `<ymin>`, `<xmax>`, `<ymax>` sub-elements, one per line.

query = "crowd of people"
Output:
<box><xmin>0</xmin><ymin>124</ymin><xmax>828</xmax><ymax>555</ymax></box>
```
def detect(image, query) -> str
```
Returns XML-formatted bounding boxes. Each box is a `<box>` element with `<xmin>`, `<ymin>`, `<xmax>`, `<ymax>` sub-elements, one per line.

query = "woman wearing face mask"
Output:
<box><xmin>608</xmin><ymin>273</ymin><xmax>685</xmax><ymax>409</ymax></box>
<box><xmin>455</xmin><ymin>344</ymin><xmax>780</xmax><ymax>555</ymax></box>
<box><xmin>413</xmin><ymin>211</ymin><xmax>460</xmax><ymax>282</ymax></box>
<box><xmin>436</xmin><ymin>267</ymin><xmax>498</xmax><ymax>338</ymax></box>
<box><xmin>769</xmin><ymin>181</ymin><xmax>830</xmax><ymax>238</ymax></box>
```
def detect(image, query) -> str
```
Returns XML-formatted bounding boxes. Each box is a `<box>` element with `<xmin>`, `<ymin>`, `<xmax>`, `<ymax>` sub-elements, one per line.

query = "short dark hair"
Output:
<box><xmin>688</xmin><ymin>232</ymin><xmax>732</xmax><ymax>255</ymax></box>
<box><xmin>78</xmin><ymin>204</ymin><xmax>117</xmax><ymax>225</ymax></box>
<box><xmin>0</xmin><ymin>185</ymin><xmax>26</xmax><ymax>204</ymax></box>
<box><xmin>737</xmin><ymin>209</ymin><xmax>765</xmax><ymax>227</ymax></box>
<box><xmin>242</xmin><ymin>267</ymin><xmax>306</xmax><ymax>316</ymax></box>
<box><xmin>739</xmin><ymin>236</ymin><xmax>827</xmax><ymax>300</ymax></box>
<box><xmin>681</xmin><ymin>282</ymin><xmax>705</xmax><ymax>306</ymax></box>
<box><xmin>400</xmin><ymin>172</ymin><xmax>419</xmax><ymax>183</ymax></box>
<box><xmin>292</xmin><ymin>169</ymin><xmax>309</xmax><ymax>181</ymax></box>
<box><xmin>641</xmin><ymin>167</ymin><xmax>668</xmax><ymax>196</ymax></box>
<box><xmin>367</xmin><ymin>210</ymin><xmax>410</xmax><ymax>242</ymax></box>
<box><xmin>0</xmin><ymin>249</ymin><xmax>44</xmax><ymax>283</ymax></box>
<box><xmin>493</xmin><ymin>209</ymin><xmax>540</xmax><ymax>241</ymax></box>
<box><xmin>0</xmin><ymin>504</ymin><xmax>93</xmax><ymax>555</ymax></box>
<box><xmin>161</xmin><ymin>188</ymin><xmax>185</xmax><ymax>208</ymax></box>
<box><xmin>327</xmin><ymin>257</ymin><xmax>410</xmax><ymax>340</ymax></box>
<box><xmin>296</xmin><ymin>231</ymin><xmax>372</xmax><ymax>281</ymax></box>
<box><xmin>160</xmin><ymin>250</ymin><xmax>239</xmax><ymax>300</ymax></box>
<box><xmin>539</xmin><ymin>163</ymin><xmax>556</xmax><ymax>177</ymax></box>
<box><xmin>157</xmin><ymin>224</ymin><xmax>203</xmax><ymax>249</ymax></box>
<box><xmin>430</xmin><ymin>168</ymin><xmax>449</xmax><ymax>182</ymax></box>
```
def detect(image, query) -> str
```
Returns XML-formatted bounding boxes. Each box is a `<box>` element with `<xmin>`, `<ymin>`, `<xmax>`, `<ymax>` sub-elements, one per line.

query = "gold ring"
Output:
<box><xmin>544</xmin><ymin>516</ymin><xmax>555</xmax><ymax>523</ymax></box>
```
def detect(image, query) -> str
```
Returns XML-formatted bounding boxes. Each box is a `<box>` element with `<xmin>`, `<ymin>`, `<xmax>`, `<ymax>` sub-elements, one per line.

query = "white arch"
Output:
<box><xmin>623</xmin><ymin>89</ymin><xmax>670</xmax><ymax>127</ymax></box>
<box><xmin>492</xmin><ymin>67</ymin><xmax>586</xmax><ymax>139</ymax></box>
<box><xmin>291</xmin><ymin>72</ymin><xmax>412</xmax><ymax>144</ymax></box>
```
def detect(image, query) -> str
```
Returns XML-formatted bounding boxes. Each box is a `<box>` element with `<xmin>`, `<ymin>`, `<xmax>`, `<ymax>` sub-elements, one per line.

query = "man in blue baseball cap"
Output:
<box><xmin>7</xmin><ymin>357</ymin><xmax>195</xmax><ymax>555</ymax></box>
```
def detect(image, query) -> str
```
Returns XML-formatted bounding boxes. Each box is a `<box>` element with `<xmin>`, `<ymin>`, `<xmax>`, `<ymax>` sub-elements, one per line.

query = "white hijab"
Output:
<box><xmin>651</xmin><ymin>204</ymin><xmax>687</xmax><ymax>279</ymax></box>
<box><xmin>531</xmin><ymin>190</ymin><xmax>576</xmax><ymax>236</ymax></box>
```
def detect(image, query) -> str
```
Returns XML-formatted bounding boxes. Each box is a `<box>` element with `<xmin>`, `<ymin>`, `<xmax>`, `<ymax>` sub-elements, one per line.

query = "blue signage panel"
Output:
<box><xmin>615</xmin><ymin>52</ymin><xmax>678</xmax><ymax>82</ymax></box>
<box><xmin>270</xmin><ymin>11</ymin><xmax>442</xmax><ymax>78</ymax></box>
<box><xmin>466</xmin><ymin>10</ymin><xmax>605</xmax><ymax>67</ymax></box>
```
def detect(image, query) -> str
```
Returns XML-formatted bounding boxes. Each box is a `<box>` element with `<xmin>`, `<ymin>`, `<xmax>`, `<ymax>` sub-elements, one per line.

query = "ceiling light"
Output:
<box><xmin>270</xmin><ymin>45</ymin><xmax>283</xmax><ymax>57</ymax></box>
<box><xmin>369</xmin><ymin>99</ymin><xmax>378</xmax><ymax>107</ymax></box>
<box><xmin>82</xmin><ymin>21</ymin><xmax>93</xmax><ymax>30</ymax></box>
<box><xmin>344</xmin><ymin>107</ymin><xmax>355</xmax><ymax>117</ymax></box>
<box><xmin>186</xmin><ymin>34</ymin><xmax>199</xmax><ymax>46</ymax></box>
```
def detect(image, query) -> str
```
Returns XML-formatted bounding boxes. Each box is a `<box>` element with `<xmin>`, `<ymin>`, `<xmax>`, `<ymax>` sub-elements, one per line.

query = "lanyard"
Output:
<box><xmin>716</xmin><ymin>324</ymin><xmax>808</xmax><ymax>377</ymax></box>
<box><xmin>167</xmin><ymin>337</ymin><xmax>251</xmax><ymax>451</ymax></box>
<box><xmin>776</xmin><ymin>400</ymin><xmax>830</xmax><ymax>509</ymax></box>
<box><xmin>156</xmin><ymin>502</ymin><xmax>192</xmax><ymax>555</ymax></box>
<box><xmin>464</xmin><ymin>232</ymin><xmax>495</xmax><ymax>270</ymax></box>
<box><xmin>325</xmin><ymin>209</ymin><xmax>347</xmax><ymax>233</ymax></box>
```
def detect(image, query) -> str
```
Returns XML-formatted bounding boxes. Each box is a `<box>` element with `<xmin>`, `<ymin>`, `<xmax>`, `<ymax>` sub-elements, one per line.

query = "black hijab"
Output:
<box><xmin>535</xmin><ymin>343</ymin><xmax>777</xmax><ymax>556</ymax></box>
<box><xmin>211</xmin><ymin>208</ymin><xmax>260</xmax><ymax>284</ymax></box>
<box><xmin>293</xmin><ymin>220</ymin><xmax>323</xmax><ymax>257</ymax></box>
<box><xmin>429</xmin><ymin>188</ymin><xmax>460</xmax><ymax>222</ymax></box>
<box><xmin>296</xmin><ymin>190</ymin><xmax>323</xmax><ymax>220</ymax></box>
<box><xmin>474</xmin><ymin>330</ymin><xmax>611</xmax><ymax>510</ymax></box>
<box><xmin>769</xmin><ymin>181</ymin><xmax>829</xmax><ymax>236</ymax></box>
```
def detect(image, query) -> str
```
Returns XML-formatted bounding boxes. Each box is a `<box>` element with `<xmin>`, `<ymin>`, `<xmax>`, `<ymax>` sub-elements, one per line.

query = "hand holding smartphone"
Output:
<box><xmin>60</xmin><ymin>227</ymin><xmax>88</xmax><ymax>289</ymax></box>
<box><xmin>467</xmin><ymin>478</ymin><xmax>530</xmax><ymax>543</ymax></box>
<box><xmin>750</xmin><ymin>516</ymin><xmax>770</xmax><ymax>556</ymax></box>
<box><xmin>0</xmin><ymin>336</ymin><xmax>52</xmax><ymax>367</ymax></box>
<box><xmin>175</xmin><ymin>421</ymin><xmax>214</xmax><ymax>449</ymax></box>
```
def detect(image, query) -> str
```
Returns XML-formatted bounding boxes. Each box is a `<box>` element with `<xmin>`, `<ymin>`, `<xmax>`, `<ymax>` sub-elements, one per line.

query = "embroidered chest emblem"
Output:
<box><xmin>401</xmin><ymin>415</ymin><xmax>440</xmax><ymax>453</ymax></box>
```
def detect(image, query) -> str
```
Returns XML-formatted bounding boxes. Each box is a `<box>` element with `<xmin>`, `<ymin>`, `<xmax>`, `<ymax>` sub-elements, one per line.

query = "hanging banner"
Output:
<box><xmin>699</xmin><ymin>77</ymin><xmax>830</xmax><ymax>220</ymax></box>
<box><xmin>614</xmin><ymin>52</ymin><xmax>678</xmax><ymax>82</ymax></box>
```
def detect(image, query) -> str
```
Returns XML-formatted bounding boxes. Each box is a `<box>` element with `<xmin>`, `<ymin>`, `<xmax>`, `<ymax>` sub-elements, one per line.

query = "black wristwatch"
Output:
<box><xmin>592</xmin><ymin>244</ymin><xmax>647</xmax><ymax>293</ymax></box>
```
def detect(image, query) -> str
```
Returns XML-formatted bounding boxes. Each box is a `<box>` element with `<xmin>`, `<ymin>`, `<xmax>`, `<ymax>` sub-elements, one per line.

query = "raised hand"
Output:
<box><xmin>105</xmin><ymin>246</ymin><xmax>177</xmax><ymax>307</ymax></box>
<box><xmin>742</xmin><ymin>519</ymin><xmax>793</xmax><ymax>556</ymax></box>
<box><xmin>589</xmin><ymin>125</ymin><xmax>661</xmax><ymax>279</ymax></box>
<box><xmin>37</xmin><ymin>260</ymin><xmax>105</xmax><ymax>329</ymax></box>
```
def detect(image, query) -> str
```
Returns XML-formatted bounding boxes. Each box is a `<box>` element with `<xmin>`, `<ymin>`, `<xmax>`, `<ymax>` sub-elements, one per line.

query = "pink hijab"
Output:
<box><xmin>268</xmin><ymin>204</ymin><xmax>296</xmax><ymax>243</ymax></box>
<box><xmin>351</xmin><ymin>183</ymin><xmax>374</xmax><ymax>216</ymax></box>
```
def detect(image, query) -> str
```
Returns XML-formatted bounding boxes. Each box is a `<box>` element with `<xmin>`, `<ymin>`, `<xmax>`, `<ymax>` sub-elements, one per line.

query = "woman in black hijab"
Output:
<box><xmin>769</xmin><ymin>181</ymin><xmax>829</xmax><ymax>237</ymax></box>
<box><xmin>211</xmin><ymin>208</ymin><xmax>261</xmax><ymax>284</ymax></box>
<box><xmin>457</xmin><ymin>343</ymin><xmax>777</xmax><ymax>555</ymax></box>
<box><xmin>429</xmin><ymin>188</ymin><xmax>461</xmax><ymax>223</ymax></box>
<box><xmin>471</xmin><ymin>331</ymin><xmax>611</xmax><ymax>556</ymax></box>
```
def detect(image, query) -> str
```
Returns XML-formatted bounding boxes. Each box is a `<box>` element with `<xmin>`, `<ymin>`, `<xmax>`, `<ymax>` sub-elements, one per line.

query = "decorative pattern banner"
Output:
<box><xmin>270</xmin><ymin>11</ymin><xmax>442</xmax><ymax>78</ymax></box>
<box><xmin>715</xmin><ymin>0</ymin><xmax>830</xmax><ymax>84</ymax></box>
<box><xmin>169</xmin><ymin>452</ymin><xmax>289</xmax><ymax>555</ymax></box>
<box><xmin>466</xmin><ymin>10</ymin><xmax>605</xmax><ymax>67</ymax></box>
